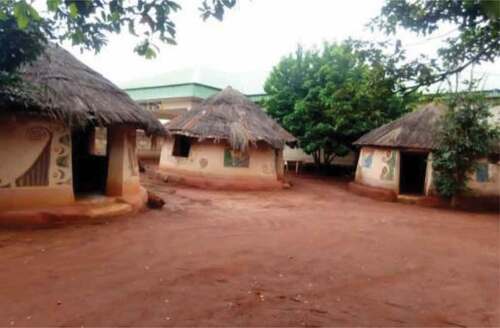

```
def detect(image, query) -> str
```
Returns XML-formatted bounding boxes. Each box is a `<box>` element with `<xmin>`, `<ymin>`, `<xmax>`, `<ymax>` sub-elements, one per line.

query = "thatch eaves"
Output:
<box><xmin>354</xmin><ymin>103</ymin><xmax>446</xmax><ymax>150</ymax></box>
<box><xmin>355</xmin><ymin>102</ymin><xmax>500</xmax><ymax>153</ymax></box>
<box><xmin>166</xmin><ymin>86</ymin><xmax>296</xmax><ymax>151</ymax></box>
<box><xmin>0</xmin><ymin>44</ymin><xmax>165</xmax><ymax>135</ymax></box>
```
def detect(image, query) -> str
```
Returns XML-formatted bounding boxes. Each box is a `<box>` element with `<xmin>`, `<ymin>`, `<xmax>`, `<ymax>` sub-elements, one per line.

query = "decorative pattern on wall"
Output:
<box><xmin>16</xmin><ymin>127</ymin><xmax>52</xmax><ymax>187</ymax></box>
<box><xmin>362</xmin><ymin>150</ymin><xmax>374</xmax><ymax>168</ymax></box>
<box><xmin>224</xmin><ymin>149</ymin><xmax>250</xmax><ymax>168</ymax></box>
<box><xmin>380</xmin><ymin>150</ymin><xmax>397</xmax><ymax>181</ymax></box>
<box><xmin>475</xmin><ymin>163</ymin><xmax>489</xmax><ymax>183</ymax></box>
<box><xmin>199</xmin><ymin>158</ymin><xmax>208</xmax><ymax>169</ymax></box>
<box><xmin>54</xmin><ymin>133</ymin><xmax>72</xmax><ymax>186</ymax></box>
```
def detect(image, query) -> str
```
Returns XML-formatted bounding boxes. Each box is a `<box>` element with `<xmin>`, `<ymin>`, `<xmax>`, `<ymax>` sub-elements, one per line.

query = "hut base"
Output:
<box><xmin>0</xmin><ymin>187</ymin><xmax>147</xmax><ymax>228</ymax></box>
<box><xmin>349</xmin><ymin>182</ymin><xmax>499</xmax><ymax>212</ymax></box>
<box><xmin>158</xmin><ymin>169</ymin><xmax>286</xmax><ymax>191</ymax></box>
<box><xmin>348</xmin><ymin>182</ymin><xmax>397</xmax><ymax>202</ymax></box>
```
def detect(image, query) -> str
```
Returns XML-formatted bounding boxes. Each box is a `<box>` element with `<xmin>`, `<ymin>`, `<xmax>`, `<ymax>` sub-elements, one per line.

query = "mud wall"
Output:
<box><xmin>159</xmin><ymin>138</ymin><xmax>281</xmax><ymax>183</ymax></box>
<box><xmin>107</xmin><ymin>126</ymin><xmax>141</xmax><ymax>196</ymax></box>
<box><xmin>426</xmin><ymin>156</ymin><xmax>499</xmax><ymax>197</ymax></box>
<box><xmin>354</xmin><ymin>147</ymin><xmax>400</xmax><ymax>192</ymax></box>
<box><xmin>0</xmin><ymin>117</ymin><xmax>74</xmax><ymax>210</ymax></box>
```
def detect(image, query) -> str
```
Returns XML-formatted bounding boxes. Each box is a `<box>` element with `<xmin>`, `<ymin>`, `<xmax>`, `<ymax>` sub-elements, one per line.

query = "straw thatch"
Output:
<box><xmin>355</xmin><ymin>102</ymin><xmax>500</xmax><ymax>152</ymax></box>
<box><xmin>354</xmin><ymin>103</ymin><xmax>446</xmax><ymax>150</ymax></box>
<box><xmin>0</xmin><ymin>44</ymin><xmax>164</xmax><ymax>135</ymax></box>
<box><xmin>166</xmin><ymin>86</ymin><xmax>296</xmax><ymax>151</ymax></box>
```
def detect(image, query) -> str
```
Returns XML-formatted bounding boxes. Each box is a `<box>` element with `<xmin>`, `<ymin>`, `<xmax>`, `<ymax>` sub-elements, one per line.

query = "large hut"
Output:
<box><xmin>159</xmin><ymin>86</ymin><xmax>296</xmax><ymax>189</ymax></box>
<box><xmin>351</xmin><ymin>102</ymin><xmax>499</xmax><ymax>208</ymax></box>
<box><xmin>0</xmin><ymin>44</ymin><xmax>164</xmax><ymax>217</ymax></box>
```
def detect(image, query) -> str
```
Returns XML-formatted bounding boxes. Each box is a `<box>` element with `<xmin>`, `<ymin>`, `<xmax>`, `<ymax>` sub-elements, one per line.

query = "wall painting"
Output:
<box><xmin>224</xmin><ymin>149</ymin><xmax>249</xmax><ymax>168</ymax></box>
<box><xmin>361</xmin><ymin>149</ymin><xmax>374</xmax><ymax>168</ymax></box>
<box><xmin>380</xmin><ymin>150</ymin><xmax>397</xmax><ymax>181</ymax></box>
<box><xmin>475</xmin><ymin>163</ymin><xmax>489</xmax><ymax>183</ymax></box>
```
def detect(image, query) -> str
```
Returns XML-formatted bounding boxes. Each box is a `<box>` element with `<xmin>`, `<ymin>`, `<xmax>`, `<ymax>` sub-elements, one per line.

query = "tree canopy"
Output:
<box><xmin>373</xmin><ymin>0</ymin><xmax>500</xmax><ymax>92</ymax></box>
<box><xmin>264</xmin><ymin>41</ymin><xmax>419</xmax><ymax>166</ymax></box>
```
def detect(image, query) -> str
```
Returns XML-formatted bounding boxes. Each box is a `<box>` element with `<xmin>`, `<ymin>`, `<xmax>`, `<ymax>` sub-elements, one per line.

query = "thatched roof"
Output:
<box><xmin>355</xmin><ymin>103</ymin><xmax>446</xmax><ymax>150</ymax></box>
<box><xmin>355</xmin><ymin>102</ymin><xmax>500</xmax><ymax>152</ymax></box>
<box><xmin>166</xmin><ymin>86</ymin><xmax>296</xmax><ymax>150</ymax></box>
<box><xmin>0</xmin><ymin>44</ymin><xmax>164</xmax><ymax>135</ymax></box>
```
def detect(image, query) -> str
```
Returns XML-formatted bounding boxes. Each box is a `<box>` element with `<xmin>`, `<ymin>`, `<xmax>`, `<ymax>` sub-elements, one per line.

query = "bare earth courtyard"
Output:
<box><xmin>0</xmin><ymin>173</ymin><xmax>498</xmax><ymax>327</ymax></box>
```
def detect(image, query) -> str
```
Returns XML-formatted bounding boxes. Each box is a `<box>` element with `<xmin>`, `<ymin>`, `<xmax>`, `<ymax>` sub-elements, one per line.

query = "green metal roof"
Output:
<box><xmin>121</xmin><ymin>67</ymin><xmax>268</xmax><ymax>102</ymax></box>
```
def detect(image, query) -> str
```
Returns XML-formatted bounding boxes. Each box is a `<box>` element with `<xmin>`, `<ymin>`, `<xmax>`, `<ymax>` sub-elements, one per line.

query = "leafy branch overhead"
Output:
<box><xmin>373</xmin><ymin>0</ymin><xmax>500</xmax><ymax>93</ymax></box>
<box><xmin>3</xmin><ymin>0</ymin><xmax>237</xmax><ymax>59</ymax></box>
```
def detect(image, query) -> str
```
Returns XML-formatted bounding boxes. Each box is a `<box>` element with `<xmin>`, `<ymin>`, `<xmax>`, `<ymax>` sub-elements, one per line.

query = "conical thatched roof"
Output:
<box><xmin>166</xmin><ymin>86</ymin><xmax>296</xmax><ymax>150</ymax></box>
<box><xmin>354</xmin><ymin>103</ymin><xmax>446</xmax><ymax>150</ymax></box>
<box><xmin>0</xmin><ymin>44</ymin><xmax>164</xmax><ymax>135</ymax></box>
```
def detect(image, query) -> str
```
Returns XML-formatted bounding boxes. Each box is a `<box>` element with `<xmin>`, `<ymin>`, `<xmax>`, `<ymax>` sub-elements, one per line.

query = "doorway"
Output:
<box><xmin>399</xmin><ymin>152</ymin><xmax>428</xmax><ymax>195</ymax></box>
<box><xmin>72</xmin><ymin>127</ymin><xmax>108</xmax><ymax>195</ymax></box>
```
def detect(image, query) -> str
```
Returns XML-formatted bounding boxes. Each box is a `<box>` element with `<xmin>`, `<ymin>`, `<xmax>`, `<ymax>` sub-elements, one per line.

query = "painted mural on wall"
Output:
<box><xmin>475</xmin><ymin>163</ymin><xmax>489</xmax><ymax>182</ymax></box>
<box><xmin>0</xmin><ymin>121</ymin><xmax>72</xmax><ymax>189</ymax></box>
<box><xmin>361</xmin><ymin>149</ymin><xmax>374</xmax><ymax>168</ymax></box>
<box><xmin>224</xmin><ymin>149</ymin><xmax>250</xmax><ymax>168</ymax></box>
<box><xmin>53</xmin><ymin>129</ymin><xmax>72</xmax><ymax>186</ymax></box>
<box><xmin>380</xmin><ymin>150</ymin><xmax>397</xmax><ymax>181</ymax></box>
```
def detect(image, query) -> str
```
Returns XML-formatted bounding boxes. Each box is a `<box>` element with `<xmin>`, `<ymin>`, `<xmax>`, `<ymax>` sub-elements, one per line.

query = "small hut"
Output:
<box><xmin>159</xmin><ymin>87</ymin><xmax>296</xmax><ymax>189</ymax></box>
<box><xmin>351</xmin><ymin>103</ymin><xmax>499</xmax><ymax>207</ymax></box>
<box><xmin>0</xmin><ymin>44</ymin><xmax>164</xmax><ymax>214</ymax></box>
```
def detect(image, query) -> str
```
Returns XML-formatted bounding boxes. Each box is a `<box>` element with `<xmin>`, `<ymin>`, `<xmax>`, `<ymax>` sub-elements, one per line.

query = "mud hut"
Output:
<box><xmin>351</xmin><ymin>102</ymin><xmax>499</xmax><ymax>207</ymax></box>
<box><xmin>0</xmin><ymin>44</ymin><xmax>164</xmax><ymax>215</ymax></box>
<box><xmin>159</xmin><ymin>86</ymin><xmax>296</xmax><ymax>189</ymax></box>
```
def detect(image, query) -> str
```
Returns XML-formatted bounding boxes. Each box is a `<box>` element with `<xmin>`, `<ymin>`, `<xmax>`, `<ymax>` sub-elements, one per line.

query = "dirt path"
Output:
<box><xmin>0</xmin><ymin>174</ymin><xmax>498</xmax><ymax>327</ymax></box>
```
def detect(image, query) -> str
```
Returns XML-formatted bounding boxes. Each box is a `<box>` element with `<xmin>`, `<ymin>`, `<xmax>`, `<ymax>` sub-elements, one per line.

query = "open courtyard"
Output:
<box><xmin>0</xmin><ymin>173</ymin><xmax>498</xmax><ymax>327</ymax></box>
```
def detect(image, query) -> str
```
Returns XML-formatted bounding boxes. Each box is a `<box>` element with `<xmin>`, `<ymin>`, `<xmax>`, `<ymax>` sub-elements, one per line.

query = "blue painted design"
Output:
<box><xmin>362</xmin><ymin>151</ymin><xmax>374</xmax><ymax>168</ymax></box>
<box><xmin>475</xmin><ymin>163</ymin><xmax>489</xmax><ymax>182</ymax></box>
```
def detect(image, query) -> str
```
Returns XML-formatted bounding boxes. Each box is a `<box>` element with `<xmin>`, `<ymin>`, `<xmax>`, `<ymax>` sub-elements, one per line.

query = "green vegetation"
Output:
<box><xmin>264</xmin><ymin>41</ymin><xmax>419</xmax><ymax>166</ymax></box>
<box><xmin>432</xmin><ymin>85</ymin><xmax>498</xmax><ymax>204</ymax></box>
<box><xmin>373</xmin><ymin>0</ymin><xmax>500</xmax><ymax>93</ymax></box>
<box><xmin>0</xmin><ymin>0</ymin><xmax>236</xmax><ymax>86</ymax></box>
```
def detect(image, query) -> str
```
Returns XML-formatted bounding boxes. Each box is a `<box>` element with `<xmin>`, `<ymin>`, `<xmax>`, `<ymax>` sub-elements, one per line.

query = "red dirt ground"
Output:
<box><xmin>0</xmin><ymin>172</ymin><xmax>498</xmax><ymax>327</ymax></box>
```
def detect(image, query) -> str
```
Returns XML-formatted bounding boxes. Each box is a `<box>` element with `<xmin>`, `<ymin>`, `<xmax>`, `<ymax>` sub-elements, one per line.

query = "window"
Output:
<box><xmin>172</xmin><ymin>135</ymin><xmax>191</xmax><ymax>158</ymax></box>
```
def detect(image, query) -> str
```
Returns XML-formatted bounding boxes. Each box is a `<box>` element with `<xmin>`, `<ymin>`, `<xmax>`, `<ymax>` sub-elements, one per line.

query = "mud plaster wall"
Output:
<box><xmin>356</xmin><ymin>146</ymin><xmax>499</xmax><ymax>197</ymax></box>
<box><xmin>107</xmin><ymin>126</ymin><xmax>141</xmax><ymax>196</ymax></box>
<box><xmin>355</xmin><ymin>147</ymin><xmax>400</xmax><ymax>191</ymax></box>
<box><xmin>160</xmin><ymin>138</ymin><xmax>280</xmax><ymax>180</ymax></box>
<box><xmin>426</xmin><ymin>156</ymin><xmax>499</xmax><ymax>197</ymax></box>
<box><xmin>0</xmin><ymin>117</ymin><xmax>74</xmax><ymax>210</ymax></box>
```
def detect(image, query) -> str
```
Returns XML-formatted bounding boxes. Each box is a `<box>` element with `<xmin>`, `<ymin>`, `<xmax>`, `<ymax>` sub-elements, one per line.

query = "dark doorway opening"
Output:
<box><xmin>399</xmin><ymin>152</ymin><xmax>428</xmax><ymax>195</ymax></box>
<box><xmin>172</xmin><ymin>135</ymin><xmax>191</xmax><ymax>158</ymax></box>
<box><xmin>72</xmin><ymin>128</ymin><xmax>108</xmax><ymax>195</ymax></box>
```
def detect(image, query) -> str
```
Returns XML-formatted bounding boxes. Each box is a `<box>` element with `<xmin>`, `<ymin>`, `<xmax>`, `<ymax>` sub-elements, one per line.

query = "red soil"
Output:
<box><xmin>0</xmin><ymin>173</ymin><xmax>498</xmax><ymax>327</ymax></box>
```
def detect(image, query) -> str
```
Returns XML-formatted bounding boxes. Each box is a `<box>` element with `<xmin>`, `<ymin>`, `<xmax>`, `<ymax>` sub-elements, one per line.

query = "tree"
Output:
<box><xmin>432</xmin><ymin>83</ymin><xmax>498</xmax><ymax>206</ymax></box>
<box><xmin>373</xmin><ymin>0</ymin><xmax>500</xmax><ymax>93</ymax></box>
<box><xmin>0</xmin><ymin>0</ymin><xmax>237</xmax><ymax>85</ymax></box>
<box><xmin>264</xmin><ymin>40</ymin><xmax>419</xmax><ymax>167</ymax></box>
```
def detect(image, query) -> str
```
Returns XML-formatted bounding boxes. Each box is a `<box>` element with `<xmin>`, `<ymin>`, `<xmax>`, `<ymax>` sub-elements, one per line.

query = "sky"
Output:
<box><xmin>60</xmin><ymin>0</ymin><xmax>500</xmax><ymax>91</ymax></box>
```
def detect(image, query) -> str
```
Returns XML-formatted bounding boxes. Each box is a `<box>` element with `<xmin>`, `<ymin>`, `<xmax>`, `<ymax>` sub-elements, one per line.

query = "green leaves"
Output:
<box><xmin>432</xmin><ymin>84</ymin><xmax>499</xmax><ymax>198</ymax></box>
<box><xmin>373</xmin><ymin>0</ymin><xmax>500</xmax><ymax>91</ymax></box>
<box><xmin>265</xmin><ymin>41</ymin><xmax>418</xmax><ymax>167</ymax></box>
<box><xmin>2</xmin><ymin>0</ymin><xmax>236</xmax><ymax>69</ymax></box>
<box><xmin>13</xmin><ymin>1</ymin><xmax>40</xmax><ymax>29</ymax></box>
<box><xmin>46</xmin><ymin>0</ymin><xmax>61</xmax><ymax>12</ymax></box>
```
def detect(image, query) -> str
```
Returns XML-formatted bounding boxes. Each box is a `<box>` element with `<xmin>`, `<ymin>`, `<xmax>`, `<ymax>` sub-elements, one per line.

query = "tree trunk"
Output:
<box><xmin>313</xmin><ymin>150</ymin><xmax>321</xmax><ymax>171</ymax></box>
